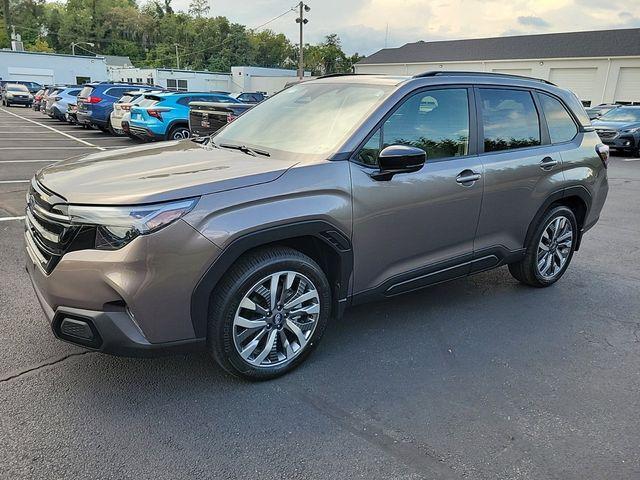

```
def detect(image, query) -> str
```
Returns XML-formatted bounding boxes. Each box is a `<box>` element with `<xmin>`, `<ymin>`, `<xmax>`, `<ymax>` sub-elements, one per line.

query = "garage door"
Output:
<box><xmin>614</xmin><ymin>67</ymin><xmax>640</xmax><ymax>103</ymax></box>
<box><xmin>549</xmin><ymin>68</ymin><xmax>597</xmax><ymax>104</ymax></box>
<box><xmin>492</xmin><ymin>68</ymin><xmax>533</xmax><ymax>76</ymax></box>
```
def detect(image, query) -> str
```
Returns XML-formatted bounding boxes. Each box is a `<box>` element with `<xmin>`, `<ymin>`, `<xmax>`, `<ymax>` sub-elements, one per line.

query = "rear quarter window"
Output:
<box><xmin>539</xmin><ymin>94</ymin><xmax>578</xmax><ymax>144</ymax></box>
<box><xmin>79</xmin><ymin>86</ymin><xmax>94</xmax><ymax>98</ymax></box>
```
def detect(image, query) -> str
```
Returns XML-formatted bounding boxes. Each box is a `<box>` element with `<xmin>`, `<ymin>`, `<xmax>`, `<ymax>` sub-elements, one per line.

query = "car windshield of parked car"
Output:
<box><xmin>213</xmin><ymin>82</ymin><xmax>393</xmax><ymax>157</ymax></box>
<box><xmin>599</xmin><ymin>107</ymin><xmax>640</xmax><ymax>123</ymax></box>
<box><xmin>7</xmin><ymin>84</ymin><xmax>29</xmax><ymax>92</ymax></box>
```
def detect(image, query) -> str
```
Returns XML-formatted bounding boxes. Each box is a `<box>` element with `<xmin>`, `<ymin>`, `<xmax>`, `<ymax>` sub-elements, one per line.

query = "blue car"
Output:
<box><xmin>76</xmin><ymin>82</ymin><xmax>157</xmax><ymax>132</ymax></box>
<box><xmin>129</xmin><ymin>91</ymin><xmax>240</xmax><ymax>141</ymax></box>
<box><xmin>43</xmin><ymin>86</ymin><xmax>82</xmax><ymax>121</ymax></box>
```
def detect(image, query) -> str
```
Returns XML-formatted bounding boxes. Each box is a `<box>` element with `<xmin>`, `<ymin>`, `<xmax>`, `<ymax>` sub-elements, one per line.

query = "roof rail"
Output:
<box><xmin>316</xmin><ymin>73</ymin><xmax>375</xmax><ymax>79</ymax></box>
<box><xmin>412</xmin><ymin>71</ymin><xmax>556</xmax><ymax>86</ymax></box>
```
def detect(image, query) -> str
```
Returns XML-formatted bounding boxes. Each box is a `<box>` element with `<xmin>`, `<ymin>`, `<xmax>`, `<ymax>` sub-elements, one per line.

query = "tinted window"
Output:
<box><xmin>480</xmin><ymin>88</ymin><xmax>540</xmax><ymax>152</ymax></box>
<box><xmin>138</xmin><ymin>97</ymin><xmax>160</xmax><ymax>108</ymax></box>
<box><xmin>358</xmin><ymin>130</ymin><xmax>381</xmax><ymax>166</ymax></box>
<box><xmin>68</xmin><ymin>90</ymin><xmax>81</xmax><ymax>96</ymax></box>
<box><xmin>381</xmin><ymin>88</ymin><xmax>470</xmax><ymax>160</ymax></box>
<box><xmin>540</xmin><ymin>94</ymin><xmax>577</xmax><ymax>144</ymax></box>
<box><xmin>177</xmin><ymin>96</ymin><xmax>194</xmax><ymax>106</ymax></box>
<box><xmin>105</xmin><ymin>87</ymin><xmax>129</xmax><ymax>98</ymax></box>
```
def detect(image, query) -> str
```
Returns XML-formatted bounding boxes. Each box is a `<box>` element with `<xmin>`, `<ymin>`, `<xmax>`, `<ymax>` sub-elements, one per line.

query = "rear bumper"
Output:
<box><xmin>129</xmin><ymin>125</ymin><xmax>163</xmax><ymax>140</ymax></box>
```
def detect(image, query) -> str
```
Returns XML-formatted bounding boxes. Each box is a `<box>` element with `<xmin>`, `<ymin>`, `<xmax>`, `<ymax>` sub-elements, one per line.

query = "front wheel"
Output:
<box><xmin>509</xmin><ymin>206</ymin><xmax>578</xmax><ymax>287</ymax></box>
<box><xmin>208</xmin><ymin>247</ymin><xmax>331</xmax><ymax>380</ymax></box>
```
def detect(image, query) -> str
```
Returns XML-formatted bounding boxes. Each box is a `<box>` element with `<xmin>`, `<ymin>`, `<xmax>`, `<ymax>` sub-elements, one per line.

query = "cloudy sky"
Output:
<box><xmin>169</xmin><ymin>0</ymin><xmax>640</xmax><ymax>56</ymax></box>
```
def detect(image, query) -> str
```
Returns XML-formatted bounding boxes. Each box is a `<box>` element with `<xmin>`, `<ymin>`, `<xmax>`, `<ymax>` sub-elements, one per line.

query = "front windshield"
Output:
<box><xmin>7</xmin><ymin>85</ymin><xmax>29</xmax><ymax>92</ymax></box>
<box><xmin>599</xmin><ymin>107</ymin><xmax>640</xmax><ymax>123</ymax></box>
<box><xmin>213</xmin><ymin>82</ymin><xmax>393</xmax><ymax>156</ymax></box>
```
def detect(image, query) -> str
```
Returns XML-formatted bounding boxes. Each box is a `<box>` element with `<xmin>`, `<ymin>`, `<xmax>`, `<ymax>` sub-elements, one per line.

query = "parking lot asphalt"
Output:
<box><xmin>1</xmin><ymin>106</ymin><xmax>639</xmax><ymax>479</ymax></box>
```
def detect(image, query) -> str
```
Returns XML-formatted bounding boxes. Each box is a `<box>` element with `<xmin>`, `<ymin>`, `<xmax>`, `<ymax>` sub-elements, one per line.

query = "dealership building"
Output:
<box><xmin>0</xmin><ymin>50</ymin><xmax>108</xmax><ymax>85</ymax></box>
<box><xmin>355</xmin><ymin>28</ymin><xmax>640</xmax><ymax>106</ymax></box>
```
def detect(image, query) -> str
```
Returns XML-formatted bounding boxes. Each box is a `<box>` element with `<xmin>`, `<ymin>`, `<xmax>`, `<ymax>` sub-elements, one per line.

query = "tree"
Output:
<box><xmin>28</xmin><ymin>37</ymin><xmax>54</xmax><ymax>52</ymax></box>
<box><xmin>188</xmin><ymin>0</ymin><xmax>209</xmax><ymax>18</ymax></box>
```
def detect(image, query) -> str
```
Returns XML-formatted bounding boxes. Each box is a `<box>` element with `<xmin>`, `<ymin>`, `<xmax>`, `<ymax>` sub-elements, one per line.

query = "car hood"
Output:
<box><xmin>36</xmin><ymin>140</ymin><xmax>297</xmax><ymax>205</ymax></box>
<box><xmin>591</xmin><ymin>120</ymin><xmax>640</xmax><ymax>130</ymax></box>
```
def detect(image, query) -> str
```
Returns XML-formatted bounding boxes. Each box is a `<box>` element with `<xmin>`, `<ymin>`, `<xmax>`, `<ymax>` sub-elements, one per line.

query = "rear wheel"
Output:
<box><xmin>208</xmin><ymin>247</ymin><xmax>331</xmax><ymax>380</ymax></box>
<box><xmin>168</xmin><ymin>125</ymin><xmax>190</xmax><ymax>140</ymax></box>
<box><xmin>509</xmin><ymin>206</ymin><xmax>577</xmax><ymax>287</ymax></box>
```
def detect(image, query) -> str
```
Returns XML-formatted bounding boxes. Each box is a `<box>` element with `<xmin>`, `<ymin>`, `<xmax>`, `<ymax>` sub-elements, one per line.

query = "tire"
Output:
<box><xmin>509</xmin><ymin>205</ymin><xmax>578</xmax><ymax>287</ymax></box>
<box><xmin>168</xmin><ymin>125</ymin><xmax>191</xmax><ymax>140</ymax></box>
<box><xmin>208</xmin><ymin>246</ymin><xmax>332</xmax><ymax>380</ymax></box>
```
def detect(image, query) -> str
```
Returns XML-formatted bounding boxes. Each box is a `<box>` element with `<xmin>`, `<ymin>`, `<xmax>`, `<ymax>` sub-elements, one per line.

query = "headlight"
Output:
<box><xmin>621</xmin><ymin>127</ymin><xmax>640</xmax><ymax>134</ymax></box>
<box><xmin>68</xmin><ymin>198</ymin><xmax>198</xmax><ymax>250</ymax></box>
<box><xmin>6</xmin><ymin>92</ymin><xmax>13</xmax><ymax>98</ymax></box>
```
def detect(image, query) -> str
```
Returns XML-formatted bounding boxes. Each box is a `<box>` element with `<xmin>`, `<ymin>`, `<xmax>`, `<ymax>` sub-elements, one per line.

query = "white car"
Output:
<box><xmin>110</xmin><ymin>90</ymin><xmax>163</xmax><ymax>135</ymax></box>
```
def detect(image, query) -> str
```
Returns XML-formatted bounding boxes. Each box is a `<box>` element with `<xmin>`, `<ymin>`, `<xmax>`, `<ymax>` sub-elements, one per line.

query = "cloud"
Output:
<box><xmin>517</xmin><ymin>16</ymin><xmax>550</xmax><ymax>28</ymax></box>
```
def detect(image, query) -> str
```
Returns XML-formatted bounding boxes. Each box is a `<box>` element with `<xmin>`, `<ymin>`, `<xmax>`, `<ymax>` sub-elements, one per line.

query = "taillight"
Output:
<box><xmin>35</xmin><ymin>95</ymin><xmax>42</xmax><ymax>101</ymax></box>
<box><xmin>147</xmin><ymin>109</ymin><xmax>163</xmax><ymax>120</ymax></box>
<box><xmin>226</xmin><ymin>112</ymin><xmax>237</xmax><ymax>123</ymax></box>
<box><xmin>596</xmin><ymin>143</ymin><xmax>610</xmax><ymax>168</ymax></box>
<box><xmin>86</xmin><ymin>96</ymin><xmax>102</xmax><ymax>104</ymax></box>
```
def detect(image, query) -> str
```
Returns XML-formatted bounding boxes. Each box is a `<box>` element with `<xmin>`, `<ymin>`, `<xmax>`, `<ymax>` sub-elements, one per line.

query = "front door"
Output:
<box><xmin>350</xmin><ymin>87</ymin><xmax>484</xmax><ymax>298</ymax></box>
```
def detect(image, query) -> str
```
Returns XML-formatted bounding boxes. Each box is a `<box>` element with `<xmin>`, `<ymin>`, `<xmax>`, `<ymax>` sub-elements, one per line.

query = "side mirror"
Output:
<box><xmin>371</xmin><ymin>144</ymin><xmax>426</xmax><ymax>181</ymax></box>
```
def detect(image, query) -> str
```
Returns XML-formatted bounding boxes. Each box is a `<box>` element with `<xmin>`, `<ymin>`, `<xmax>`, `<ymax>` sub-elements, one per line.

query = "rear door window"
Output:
<box><xmin>479</xmin><ymin>88</ymin><xmax>541</xmax><ymax>152</ymax></box>
<box><xmin>105</xmin><ymin>87</ymin><xmax>129</xmax><ymax>98</ymax></box>
<box><xmin>539</xmin><ymin>94</ymin><xmax>578</xmax><ymax>144</ymax></box>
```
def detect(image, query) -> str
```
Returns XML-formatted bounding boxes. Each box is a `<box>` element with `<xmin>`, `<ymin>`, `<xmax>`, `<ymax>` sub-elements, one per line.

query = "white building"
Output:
<box><xmin>0</xmin><ymin>50</ymin><xmax>108</xmax><ymax>85</ymax></box>
<box><xmin>355</xmin><ymin>28</ymin><xmax>640</xmax><ymax>107</ymax></box>
<box><xmin>109</xmin><ymin>66</ymin><xmax>310</xmax><ymax>95</ymax></box>
<box><xmin>230</xmin><ymin>66</ymin><xmax>310</xmax><ymax>95</ymax></box>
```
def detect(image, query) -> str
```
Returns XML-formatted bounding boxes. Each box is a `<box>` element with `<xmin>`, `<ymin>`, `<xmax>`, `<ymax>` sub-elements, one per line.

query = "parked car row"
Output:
<box><xmin>5</xmin><ymin>80</ymin><xmax>262</xmax><ymax>141</ymax></box>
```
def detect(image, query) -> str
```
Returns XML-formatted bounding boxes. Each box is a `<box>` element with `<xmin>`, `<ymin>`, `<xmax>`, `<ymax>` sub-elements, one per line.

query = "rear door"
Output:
<box><xmin>472</xmin><ymin>87</ymin><xmax>570</xmax><ymax>266</ymax></box>
<box><xmin>350</xmin><ymin>86</ymin><xmax>485</xmax><ymax>296</ymax></box>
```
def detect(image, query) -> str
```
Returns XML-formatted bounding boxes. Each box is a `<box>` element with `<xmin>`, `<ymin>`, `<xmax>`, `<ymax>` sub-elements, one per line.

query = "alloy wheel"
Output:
<box><xmin>172</xmin><ymin>128</ymin><xmax>190</xmax><ymax>140</ymax></box>
<box><xmin>232</xmin><ymin>270</ymin><xmax>320</xmax><ymax>368</ymax></box>
<box><xmin>536</xmin><ymin>215</ymin><xmax>573</xmax><ymax>279</ymax></box>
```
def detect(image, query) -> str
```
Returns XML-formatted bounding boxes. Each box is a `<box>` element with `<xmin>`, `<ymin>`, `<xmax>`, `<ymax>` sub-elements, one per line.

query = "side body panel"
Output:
<box><xmin>349</xmin><ymin>156</ymin><xmax>484</xmax><ymax>296</ymax></box>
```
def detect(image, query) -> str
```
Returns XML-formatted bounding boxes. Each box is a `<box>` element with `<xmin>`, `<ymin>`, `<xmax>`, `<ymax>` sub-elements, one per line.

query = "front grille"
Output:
<box><xmin>24</xmin><ymin>179</ymin><xmax>79</xmax><ymax>274</ymax></box>
<box><xmin>595</xmin><ymin>129</ymin><xmax>618</xmax><ymax>140</ymax></box>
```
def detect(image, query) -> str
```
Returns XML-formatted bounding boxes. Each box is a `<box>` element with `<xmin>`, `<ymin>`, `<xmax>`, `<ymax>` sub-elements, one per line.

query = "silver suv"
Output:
<box><xmin>25</xmin><ymin>72</ymin><xmax>609</xmax><ymax>379</ymax></box>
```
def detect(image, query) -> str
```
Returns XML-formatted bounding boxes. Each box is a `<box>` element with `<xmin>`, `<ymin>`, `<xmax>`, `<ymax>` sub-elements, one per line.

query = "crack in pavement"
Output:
<box><xmin>0</xmin><ymin>350</ymin><xmax>94</xmax><ymax>383</ymax></box>
<box><xmin>286</xmin><ymin>388</ymin><xmax>461</xmax><ymax>480</ymax></box>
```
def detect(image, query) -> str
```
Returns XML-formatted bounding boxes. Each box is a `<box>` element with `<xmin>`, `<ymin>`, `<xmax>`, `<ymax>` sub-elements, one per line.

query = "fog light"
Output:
<box><xmin>60</xmin><ymin>318</ymin><xmax>94</xmax><ymax>340</ymax></box>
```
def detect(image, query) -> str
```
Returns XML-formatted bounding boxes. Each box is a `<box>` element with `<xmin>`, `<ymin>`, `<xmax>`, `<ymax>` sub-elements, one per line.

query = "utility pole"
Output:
<box><xmin>295</xmin><ymin>2</ymin><xmax>310</xmax><ymax>80</ymax></box>
<box><xmin>175</xmin><ymin>44</ymin><xmax>180</xmax><ymax>69</ymax></box>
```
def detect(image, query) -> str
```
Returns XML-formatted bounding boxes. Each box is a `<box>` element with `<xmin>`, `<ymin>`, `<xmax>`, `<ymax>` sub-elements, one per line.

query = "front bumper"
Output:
<box><xmin>25</xmin><ymin>218</ymin><xmax>221</xmax><ymax>356</ymax></box>
<box><xmin>6</xmin><ymin>97</ymin><xmax>31</xmax><ymax>105</ymax></box>
<box><xmin>597</xmin><ymin>133</ymin><xmax>639</xmax><ymax>150</ymax></box>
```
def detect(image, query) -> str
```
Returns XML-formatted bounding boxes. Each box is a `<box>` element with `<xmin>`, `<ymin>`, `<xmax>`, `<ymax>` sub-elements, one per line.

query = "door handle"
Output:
<box><xmin>540</xmin><ymin>156</ymin><xmax>558</xmax><ymax>170</ymax></box>
<box><xmin>456</xmin><ymin>170</ymin><xmax>481</xmax><ymax>185</ymax></box>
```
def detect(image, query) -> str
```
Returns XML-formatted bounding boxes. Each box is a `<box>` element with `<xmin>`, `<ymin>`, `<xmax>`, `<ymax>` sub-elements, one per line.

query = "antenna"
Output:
<box><xmin>384</xmin><ymin>23</ymin><xmax>389</xmax><ymax>48</ymax></box>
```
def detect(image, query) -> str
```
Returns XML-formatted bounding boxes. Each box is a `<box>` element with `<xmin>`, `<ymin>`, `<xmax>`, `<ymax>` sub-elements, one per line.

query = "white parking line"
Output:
<box><xmin>0</xmin><ymin>159</ymin><xmax>57</xmax><ymax>163</ymax></box>
<box><xmin>0</xmin><ymin>215</ymin><xmax>25</xmax><ymax>222</ymax></box>
<box><xmin>622</xmin><ymin>158</ymin><xmax>640</xmax><ymax>162</ymax></box>
<box><xmin>0</xmin><ymin>146</ymin><xmax>96</xmax><ymax>150</ymax></box>
<box><xmin>0</xmin><ymin>108</ymin><xmax>106</xmax><ymax>151</ymax></box>
<box><xmin>0</xmin><ymin>180</ymin><xmax>30</xmax><ymax>184</ymax></box>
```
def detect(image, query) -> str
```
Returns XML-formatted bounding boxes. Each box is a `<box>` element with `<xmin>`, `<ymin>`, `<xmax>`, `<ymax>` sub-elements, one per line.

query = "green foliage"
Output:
<box><xmin>5</xmin><ymin>0</ymin><xmax>358</xmax><ymax>73</ymax></box>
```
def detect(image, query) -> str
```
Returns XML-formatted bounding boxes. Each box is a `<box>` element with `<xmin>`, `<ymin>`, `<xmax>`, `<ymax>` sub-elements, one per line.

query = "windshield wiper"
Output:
<box><xmin>219</xmin><ymin>143</ymin><xmax>270</xmax><ymax>157</ymax></box>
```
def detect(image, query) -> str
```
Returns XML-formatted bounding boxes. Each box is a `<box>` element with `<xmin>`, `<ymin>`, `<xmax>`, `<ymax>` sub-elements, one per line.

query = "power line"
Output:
<box><xmin>251</xmin><ymin>7</ymin><xmax>296</xmax><ymax>31</ymax></box>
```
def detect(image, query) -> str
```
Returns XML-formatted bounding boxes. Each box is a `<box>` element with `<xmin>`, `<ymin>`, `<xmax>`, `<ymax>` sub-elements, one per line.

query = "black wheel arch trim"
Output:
<box><xmin>165</xmin><ymin>120</ymin><xmax>190</xmax><ymax>139</ymax></box>
<box><xmin>525</xmin><ymin>185</ymin><xmax>592</xmax><ymax>251</ymax></box>
<box><xmin>190</xmin><ymin>220</ymin><xmax>353</xmax><ymax>338</ymax></box>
